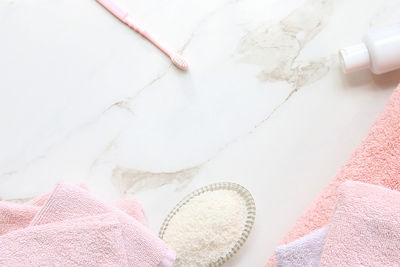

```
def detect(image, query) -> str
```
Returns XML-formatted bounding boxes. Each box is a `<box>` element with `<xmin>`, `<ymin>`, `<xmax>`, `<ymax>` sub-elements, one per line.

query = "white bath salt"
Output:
<box><xmin>163</xmin><ymin>190</ymin><xmax>247</xmax><ymax>266</ymax></box>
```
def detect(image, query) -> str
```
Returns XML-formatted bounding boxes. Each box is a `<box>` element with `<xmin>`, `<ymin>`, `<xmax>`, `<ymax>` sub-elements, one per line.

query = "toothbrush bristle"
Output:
<box><xmin>170</xmin><ymin>54</ymin><xmax>188</xmax><ymax>71</ymax></box>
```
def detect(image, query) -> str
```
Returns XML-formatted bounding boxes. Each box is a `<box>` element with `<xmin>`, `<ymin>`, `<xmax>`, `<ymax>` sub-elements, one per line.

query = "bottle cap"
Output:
<box><xmin>339</xmin><ymin>43</ymin><xmax>370</xmax><ymax>73</ymax></box>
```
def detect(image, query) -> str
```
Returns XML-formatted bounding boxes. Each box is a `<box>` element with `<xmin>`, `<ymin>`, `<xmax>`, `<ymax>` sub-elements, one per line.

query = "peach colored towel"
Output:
<box><xmin>320</xmin><ymin>181</ymin><xmax>400</xmax><ymax>266</ymax></box>
<box><xmin>267</xmin><ymin>84</ymin><xmax>400</xmax><ymax>266</ymax></box>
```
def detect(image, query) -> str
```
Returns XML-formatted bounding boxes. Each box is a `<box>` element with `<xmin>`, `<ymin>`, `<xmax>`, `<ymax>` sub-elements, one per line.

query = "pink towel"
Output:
<box><xmin>320</xmin><ymin>181</ymin><xmax>400</xmax><ymax>266</ymax></box>
<box><xmin>267</xmin><ymin>84</ymin><xmax>400</xmax><ymax>266</ymax></box>
<box><xmin>0</xmin><ymin>201</ymin><xmax>39</xmax><ymax>235</ymax></box>
<box><xmin>25</xmin><ymin>183</ymin><xmax>88</xmax><ymax>206</ymax></box>
<box><xmin>0</xmin><ymin>214</ymin><xmax>130</xmax><ymax>266</ymax></box>
<box><xmin>0</xmin><ymin>182</ymin><xmax>175</xmax><ymax>266</ymax></box>
<box><xmin>0</xmin><ymin>187</ymin><xmax>147</xmax><ymax>236</ymax></box>
<box><xmin>30</xmin><ymin>181</ymin><xmax>175</xmax><ymax>267</ymax></box>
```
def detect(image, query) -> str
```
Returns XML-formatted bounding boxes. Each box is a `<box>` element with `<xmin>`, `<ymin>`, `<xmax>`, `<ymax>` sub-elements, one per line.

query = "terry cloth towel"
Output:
<box><xmin>275</xmin><ymin>227</ymin><xmax>327</xmax><ymax>267</ymax></box>
<box><xmin>0</xmin><ymin>182</ymin><xmax>175</xmax><ymax>266</ymax></box>
<box><xmin>26</xmin><ymin>183</ymin><xmax>89</xmax><ymax>206</ymax></box>
<box><xmin>319</xmin><ymin>181</ymin><xmax>400</xmax><ymax>267</ymax></box>
<box><xmin>0</xmin><ymin>214</ymin><xmax>130</xmax><ymax>266</ymax></box>
<box><xmin>0</xmin><ymin>201</ymin><xmax>39</xmax><ymax>235</ymax></box>
<box><xmin>30</xmin><ymin>181</ymin><xmax>176</xmax><ymax>267</ymax></box>
<box><xmin>0</xmin><ymin>188</ymin><xmax>147</xmax><ymax>236</ymax></box>
<box><xmin>266</xmin><ymin>84</ymin><xmax>400</xmax><ymax>266</ymax></box>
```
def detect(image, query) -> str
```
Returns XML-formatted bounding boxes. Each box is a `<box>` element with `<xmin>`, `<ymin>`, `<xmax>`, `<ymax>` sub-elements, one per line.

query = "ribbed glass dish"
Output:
<box><xmin>159</xmin><ymin>182</ymin><xmax>256</xmax><ymax>267</ymax></box>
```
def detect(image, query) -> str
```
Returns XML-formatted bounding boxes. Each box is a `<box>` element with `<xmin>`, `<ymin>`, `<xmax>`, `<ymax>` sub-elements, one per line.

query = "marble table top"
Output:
<box><xmin>1</xmin><ymin>0</ymin><xmax>400</xmax><ymax>265</ymax></box>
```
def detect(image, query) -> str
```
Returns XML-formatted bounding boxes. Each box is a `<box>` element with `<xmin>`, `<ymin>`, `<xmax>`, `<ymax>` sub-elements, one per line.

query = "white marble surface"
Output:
<box><xmin>1</xmin><ymin>0</ymin><xmax>400</xmax><ymax>265</ymax></box>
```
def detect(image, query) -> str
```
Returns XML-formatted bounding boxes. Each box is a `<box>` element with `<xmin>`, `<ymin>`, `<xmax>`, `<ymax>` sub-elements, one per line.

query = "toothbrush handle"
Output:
<box><xmin>96</xmin><ymin>0</ymin><xmax>172</xmax><ymax>57</ymax></box>
<box><xmin>125</xmin><ymin>17</ymin><xmax>171</xmax><ymax>56</ymax></box>
<box><xmin>96</xmin><ymin>0</ymin><xmax>129</xmax><ymax>22</ymax></box>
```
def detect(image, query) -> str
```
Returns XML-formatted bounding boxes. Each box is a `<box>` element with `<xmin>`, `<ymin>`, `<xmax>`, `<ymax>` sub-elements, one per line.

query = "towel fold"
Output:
<box><xmin>275</xmin><ymin>227</ymin><xmax>327</xmax><ymax>267</ymax></box>
<box><xmin>30</xmin><ymin>181</ymin><xmax>176</xmax><ymax>267</ymax></box>
<box><xmin>0</xmin><ymin>201</ymin><xmax>39</xmax><ymax>235</ymax></box>
<box><xmin>267</xmin><ymin>84</ymin><xmax>400</xmax><ymax>266</ymax></box>
<box><xmin>0</xmin><ymin>186</ymin><xmax>147</xmax><ymax>236</ymax></box>
<box><xmin>319</xmin><ymin>181</ymin><xmax>400</xmax><ymax>267</ymax></box>
<box><xmin>0</xmin><ymin>182</ymin><xmax>175</xmax><ymax>267</ymax></box>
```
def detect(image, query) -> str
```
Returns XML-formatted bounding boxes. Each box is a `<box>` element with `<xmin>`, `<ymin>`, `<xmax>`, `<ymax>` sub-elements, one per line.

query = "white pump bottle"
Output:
<box><xmin>339</xmin><ymin>24</ymin><xmax>400</xmax><ymax>74</ymax></box>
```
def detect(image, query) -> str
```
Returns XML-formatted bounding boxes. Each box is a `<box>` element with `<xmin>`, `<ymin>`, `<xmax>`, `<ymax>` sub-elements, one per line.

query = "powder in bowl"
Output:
<box><xmin>159</xmin><ymin>182</ymin><xmax>256</xmax><ymax>267</ymax></box>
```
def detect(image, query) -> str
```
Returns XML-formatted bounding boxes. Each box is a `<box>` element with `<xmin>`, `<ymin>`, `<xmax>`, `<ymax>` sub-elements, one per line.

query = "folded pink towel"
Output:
<box><xmin>267</xmin><ymin>84</ymin><xmax>400</xmax><ymax>266</ymax></box>
<box><xmin>0</xmin><ymin>201</ymin><xmax>39</xmax><ymax>235</ymax></box>
<box><xmin>30</xmin><ymin>181</ymin><xmax>176</xmax><ymax>267</ymax></box>
<box><xmin>26</xmin><ymin>183</ymin><xmax>88</xmax><ymax>206</ymax></box>
<box><xmin>0</xmin><ymin>214</ymin><xmax>130</xmax><ymax>266</ymax></box>
<box><xmin>0</xmin><ymin>182</ymin><xmax>174</xmax><ymax>266</ymax></box>
<box><xmin>0</xmin><ymin>187</ymin><xmax>147</xmax><ymax>236</ymax></box>
<box><xmin>319</xmin><ymin>181</ymin><xmax>400</xmax><ymax>266</ymax></box>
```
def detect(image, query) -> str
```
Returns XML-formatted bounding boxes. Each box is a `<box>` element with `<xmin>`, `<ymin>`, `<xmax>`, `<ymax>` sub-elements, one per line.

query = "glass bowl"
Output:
<box><xmin>159</xmin><ymin>182</ymin><xmax>256</xmax><ymax>266</ymax></box>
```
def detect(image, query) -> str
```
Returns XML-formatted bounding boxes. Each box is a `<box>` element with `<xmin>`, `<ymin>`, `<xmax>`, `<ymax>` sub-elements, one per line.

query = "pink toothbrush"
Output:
<box><xmin>96</xmin><ymin>0</ymin><xmax>188</xmax><ymax>71</ymax></box>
